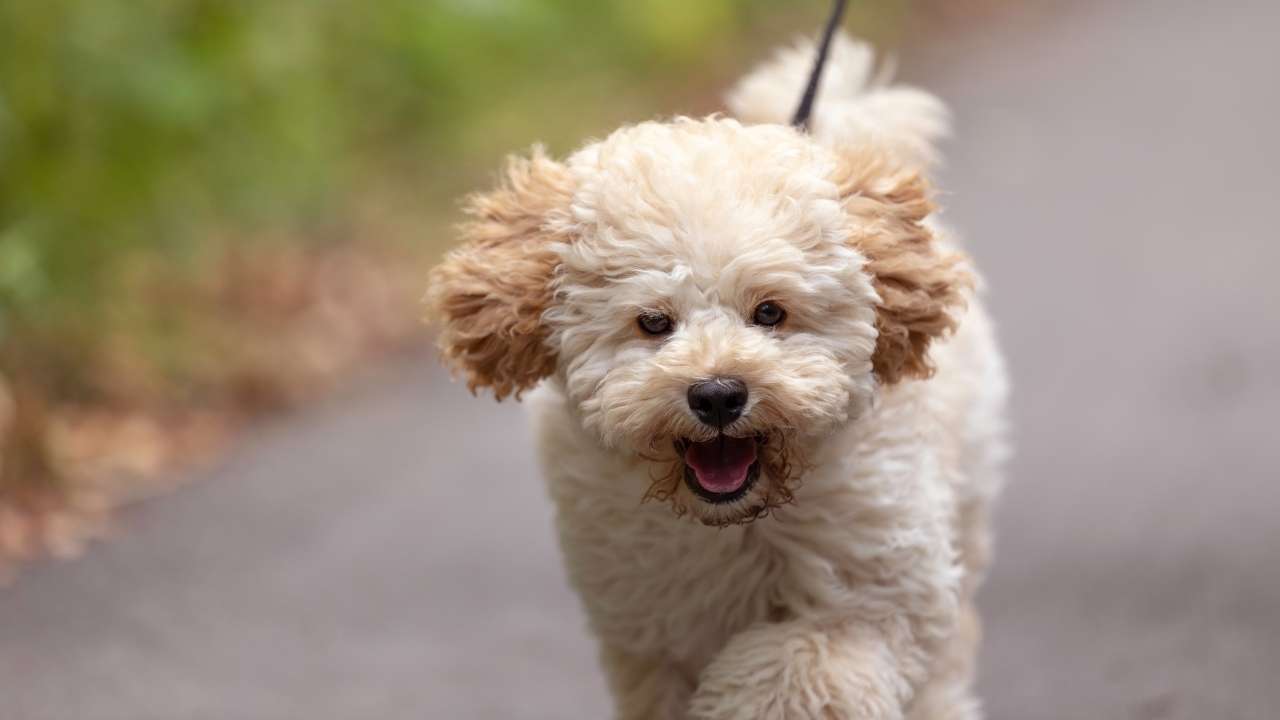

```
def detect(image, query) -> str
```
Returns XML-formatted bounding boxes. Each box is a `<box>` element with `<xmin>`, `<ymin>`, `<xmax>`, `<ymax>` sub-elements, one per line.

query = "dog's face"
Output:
<box><xmin>428</xmin><ymin>118</ymin><xmax>968</xmax><ymax>525</ymax></box>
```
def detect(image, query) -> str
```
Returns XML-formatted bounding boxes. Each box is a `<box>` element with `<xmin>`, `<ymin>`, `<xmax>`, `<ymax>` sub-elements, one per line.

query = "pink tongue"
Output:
<box><xmin>685</xmin><ymin>436</ymin><xmax>757</xmax><ymax>494</ymax></box>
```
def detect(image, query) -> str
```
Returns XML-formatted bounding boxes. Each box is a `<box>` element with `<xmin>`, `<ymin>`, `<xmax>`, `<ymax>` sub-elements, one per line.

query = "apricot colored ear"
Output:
<box><xmin>425</xmin><ymin>147</ymin><xmax>574</xmax><ymax>399</ymax></box>
<box><xmin>834</xmin><ymin>148</ymin><xmax>971</xmax><ymax>384</ymax></box>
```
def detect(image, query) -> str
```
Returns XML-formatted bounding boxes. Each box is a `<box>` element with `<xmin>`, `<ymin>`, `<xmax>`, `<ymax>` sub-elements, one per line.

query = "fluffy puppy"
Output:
<box><xmin>427</xmin><ymin>34</ymin><xmax>1008</xmax><ymax>720</ymax></box>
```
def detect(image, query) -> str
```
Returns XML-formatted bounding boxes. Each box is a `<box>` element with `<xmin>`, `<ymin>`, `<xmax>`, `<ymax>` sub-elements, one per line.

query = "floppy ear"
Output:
<box><xmin>834</xmin><ymin>148</ymin><xmax>972</xmax><ymax>384</ymax></box>
<box><xmin>425</xmin><ymin>147</ymin><xmax>574</xmax><ymax>400</ymax></box>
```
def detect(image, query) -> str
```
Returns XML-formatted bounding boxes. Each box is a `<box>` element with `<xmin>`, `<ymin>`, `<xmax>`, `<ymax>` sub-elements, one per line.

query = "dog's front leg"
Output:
<box><xmin>687</xmin><ymin>619</ymin><xmax>923</xmax><ymax>720</ymax></box>
<box><xmin>601</xmin><ymin>644</ymin><xmax>697</xmax><ymax>720</ymax></box>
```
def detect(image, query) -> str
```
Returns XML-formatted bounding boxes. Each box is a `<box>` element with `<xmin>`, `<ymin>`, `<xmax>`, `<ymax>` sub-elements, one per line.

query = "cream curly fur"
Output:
<box><xmin>427</xmin><ymin>33</ymin><xmax>1008</xmax><ymax>719</ymax></box>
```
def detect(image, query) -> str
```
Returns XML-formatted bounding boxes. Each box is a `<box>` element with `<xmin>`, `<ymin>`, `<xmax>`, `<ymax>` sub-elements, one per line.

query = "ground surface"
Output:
<box><xmin>3</xmin><ymin>1</ymin><xmax>1278</xmax><ymax>718</ymax></box>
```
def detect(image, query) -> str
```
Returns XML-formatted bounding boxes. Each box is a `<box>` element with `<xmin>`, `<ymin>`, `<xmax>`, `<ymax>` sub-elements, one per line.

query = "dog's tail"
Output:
<box><xmin>725</xmin><ymin>32</ymin><xmax>948</xmax><ymax>167</ymax></box>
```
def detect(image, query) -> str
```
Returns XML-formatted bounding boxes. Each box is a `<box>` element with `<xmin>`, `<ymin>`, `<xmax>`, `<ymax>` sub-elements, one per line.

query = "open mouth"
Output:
<box><xmin>679</xmin><ymin>435</ymin><xmax>761</xmax><ymax>504</ymax></box>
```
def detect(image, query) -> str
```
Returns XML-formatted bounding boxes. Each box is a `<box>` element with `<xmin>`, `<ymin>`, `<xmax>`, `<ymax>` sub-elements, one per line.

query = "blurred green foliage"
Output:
<box><xmin>0</xmin><ymin>0</ymin><xmax>906</xmax><ymax>399</ymax></box>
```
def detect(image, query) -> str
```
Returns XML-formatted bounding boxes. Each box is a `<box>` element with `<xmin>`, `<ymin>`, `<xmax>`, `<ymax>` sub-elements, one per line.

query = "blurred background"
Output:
<box><xmin>1</xmin><ymin>1</ymin><xmax>1277</xmax><ymax>719</ymax></box>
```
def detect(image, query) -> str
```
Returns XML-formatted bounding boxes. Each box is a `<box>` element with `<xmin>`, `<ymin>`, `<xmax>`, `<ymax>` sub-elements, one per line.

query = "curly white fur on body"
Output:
<box><xmin>529</xmin><ymin>302</ymin><xmax>1003</xmax><ymax>719</ymax></box>
<box><xmin>427</xmin><ymin>33</ymin><xmax>1008</xmax><ymax>719</ymax></box>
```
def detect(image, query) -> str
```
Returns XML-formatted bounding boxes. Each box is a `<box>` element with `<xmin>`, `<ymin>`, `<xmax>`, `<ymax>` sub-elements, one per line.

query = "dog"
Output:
<box><xmin>426</xmin><ymin>34</ymin><xmax>1008</xmax><ymax>720</ymax></box>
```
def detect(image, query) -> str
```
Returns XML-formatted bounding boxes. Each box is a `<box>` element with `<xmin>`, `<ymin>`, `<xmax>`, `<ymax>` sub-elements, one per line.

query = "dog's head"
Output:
<box><xmin>427</xmin><ymin>118</ymin><xmax>969</xmax><ymax>525</ymax></box>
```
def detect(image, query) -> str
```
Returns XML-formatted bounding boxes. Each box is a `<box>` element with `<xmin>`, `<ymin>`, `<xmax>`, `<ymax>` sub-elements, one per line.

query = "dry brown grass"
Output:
<box><xmin>0</xmin><ymin>239</ymin><xmax>428</xmax><ymax>580</ymax></box>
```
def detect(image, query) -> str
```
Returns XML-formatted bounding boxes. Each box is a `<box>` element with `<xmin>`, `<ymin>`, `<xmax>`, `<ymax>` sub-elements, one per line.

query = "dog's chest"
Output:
<box><xmin>556</xmin><ymin>499</ymin><xmax>784</xmax><ymax>666</ymax></box>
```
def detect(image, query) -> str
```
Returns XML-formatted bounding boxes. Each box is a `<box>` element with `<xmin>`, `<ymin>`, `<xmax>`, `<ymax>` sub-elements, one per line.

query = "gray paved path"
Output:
<box><xmin>3</xmin><ymin>1</ymin><xmax>1279</xmax><ymax>718</ymax></box>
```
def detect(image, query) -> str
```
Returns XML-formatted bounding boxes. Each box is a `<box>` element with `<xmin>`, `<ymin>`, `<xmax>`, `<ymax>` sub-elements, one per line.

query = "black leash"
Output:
<box><xmin>790</xmin><ymin>0</ymin><xmax>849</xmax><ymax>130</ymax></box>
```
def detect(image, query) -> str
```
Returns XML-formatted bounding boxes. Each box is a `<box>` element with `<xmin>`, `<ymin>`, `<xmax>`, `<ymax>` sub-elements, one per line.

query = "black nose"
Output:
<box><xmin>687</xmin><ymin>377</ymin><xmax>748</xmax><ymax>428</ymax></box>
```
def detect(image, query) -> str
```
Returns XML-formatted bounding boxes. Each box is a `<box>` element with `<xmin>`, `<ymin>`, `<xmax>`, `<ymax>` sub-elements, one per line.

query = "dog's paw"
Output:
<box><xmin>687</xmin><ymin>622</ymin><xmax>908</xmax><ymax>720</ymax></box>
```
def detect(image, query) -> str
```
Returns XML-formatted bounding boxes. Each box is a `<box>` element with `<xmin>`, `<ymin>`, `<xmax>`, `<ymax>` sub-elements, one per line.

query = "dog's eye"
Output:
<box><xmin>637</xmin><ymin>312</ymin><xmax>673</xmax><ymax>336</ymax></box>
<box><xmin>752</xmin><ymin>301</ymin><xmax>786</xmax><ymax>327</ymax></box>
